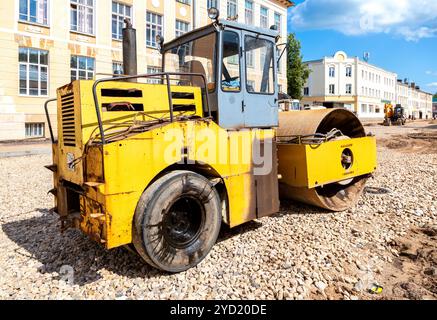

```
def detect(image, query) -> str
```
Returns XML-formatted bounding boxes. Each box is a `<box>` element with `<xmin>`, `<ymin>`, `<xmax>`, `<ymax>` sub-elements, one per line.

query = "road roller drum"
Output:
<box><xmin>277</xmin><ymin>109</ymin><xmax>377</xmax><ymax>211</ymax></box>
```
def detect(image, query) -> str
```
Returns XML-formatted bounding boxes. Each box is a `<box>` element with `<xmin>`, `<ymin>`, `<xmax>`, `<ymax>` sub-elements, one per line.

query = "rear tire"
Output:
<box><xmin>132</xmin><ymin>170</ymin><xmax>222</xmax><ymax>272</ymax></box>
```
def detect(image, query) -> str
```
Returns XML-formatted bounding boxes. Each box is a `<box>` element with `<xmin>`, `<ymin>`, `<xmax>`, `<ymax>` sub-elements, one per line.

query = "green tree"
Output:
<box><xmin>286</xmin><ymin>33</ymin><xmax>310</xmax><ymax>100</ymax></box>
<box><xmin>433</xmin><ymin>92</ymin><xmax>437</xmax><ymax>99</ymax></box>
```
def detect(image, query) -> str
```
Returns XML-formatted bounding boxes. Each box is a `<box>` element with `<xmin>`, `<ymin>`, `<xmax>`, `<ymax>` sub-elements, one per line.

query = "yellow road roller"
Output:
<box><xmin>44</xmin><ymin>13</ymin><xmax>376</xmax><ymax>272</ymax></box>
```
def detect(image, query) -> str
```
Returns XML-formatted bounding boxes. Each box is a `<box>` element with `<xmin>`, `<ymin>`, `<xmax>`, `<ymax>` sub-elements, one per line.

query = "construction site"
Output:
<box><xmin>0</xmin><ymin>9</ymin><xmax>436</xmax><ymax>301</ymax></box>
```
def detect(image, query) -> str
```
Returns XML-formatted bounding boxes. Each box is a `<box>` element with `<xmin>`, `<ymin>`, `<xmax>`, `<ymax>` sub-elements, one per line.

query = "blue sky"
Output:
<box><xmin>287</xmin><ymin>0</ymin><xmax>437</xmax><ymax>94</ymax></box>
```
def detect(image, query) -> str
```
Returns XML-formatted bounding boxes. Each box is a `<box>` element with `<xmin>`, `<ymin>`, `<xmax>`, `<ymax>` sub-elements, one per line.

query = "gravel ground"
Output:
<box><xmin>0</xmin><ymin>123</ymin><xmax>436</xmax><ymax>300</ymax></box>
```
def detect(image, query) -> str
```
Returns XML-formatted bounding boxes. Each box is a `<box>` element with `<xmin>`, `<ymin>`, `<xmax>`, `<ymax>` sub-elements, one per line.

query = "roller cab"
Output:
<box><xmin>43</xmin><ymin>11</ymin><xmax>377</xmax><ymax>273</ymax></box>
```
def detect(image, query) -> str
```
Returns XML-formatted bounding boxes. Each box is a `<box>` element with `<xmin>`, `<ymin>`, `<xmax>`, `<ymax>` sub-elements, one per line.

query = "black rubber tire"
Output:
<box><xmin>132</xmin><ymin>170</ymin><xmax>222</xmax><ymax>273</ymax></box>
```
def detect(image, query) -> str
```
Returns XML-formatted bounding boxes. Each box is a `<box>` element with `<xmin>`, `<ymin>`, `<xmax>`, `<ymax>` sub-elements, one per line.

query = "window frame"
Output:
<box><xmin>112</xmin><ymin>61</ymin><xmax>123</xmax><ymax>75</ymax></box>
<box><xmin>70</xmin><ymin>0</ymin><xmax>95</xmax><ymax>35</ymax></box>
<box><xmin>207</xmin><ymin>0</ymin><xmax>219</xmax><ymax>9</ymax></box>
<box><xmin>329</xmin><ymin>66</ymin><xmax>335</xmax><ymax>78</ymax></box>
<box><xmin>274</xmin><ymin>12</ymin><xmax>281</xmax><ymax>33</ymax></box>
<box><xmin>221</xmin><ymin>30</ymin><xmax>241</xmax><ymax>93</ymax></box>
<box><xmin>19</xmin><ymin>0</ymin><xmax>49</xmax><ymax>26</ymax></box>
<box><xmin>70</xmin><ymin>55</ymin><xmax>95</xmax><ymax>81</ymax></box>
<box><xmin>25</xmin><ymin>122</ymin><xmax>45</xmax><ymax>138</ymax></box>
<box><xmin>162</xmin><ymin>30</ymin><xmax>218</xmax><ymax>94</ymax></box>
<box><xmin>112</xmin><ymin>1</ymin><xmax>132</xmax><ymax>41</ymax></box>
<box><xmin>175</xmin><ymin>19</ymin><xmax>190</xmax><ymax>38</ymax></box>
<box><xmin>18</xmin><ymin>47</ymin><xmax>49</xmax><ymax>97</ymax></box>
<box><xmin>146</xmin><ymin>11</ymin><xmax>163</xmax><ymax>48</ymax></box>
<box><xmin>245</xmin><ymin>0</ymin><xmax>253</xmax><ymax>25</ymax></box>
<box><xmin>244</xmin><ymin>35</ymin><xmax>276</xmax><ymax>96</ymax></box>
<box><xmin>146</xmin><ymin>66</ymin><xmax>162</xmax><ymax>84</ymax></box>
<box><xmin>329</xmin><ymin>84</ymin><xmax>335</xmax><ymax>95</ymax></box>
<box><xmin>227</xmin><ymin>0</ymin><xmax>238</xmax><ymax>20</ymax></box>
<box><xmin>260</xmin><ymin>6</ymin><xmax>268</xmax><ymax>29</ymax></box>
<box><xmin>346</xmin><ymin>84</ymin><xmax>352</xmax><ymax>95</ymax></box>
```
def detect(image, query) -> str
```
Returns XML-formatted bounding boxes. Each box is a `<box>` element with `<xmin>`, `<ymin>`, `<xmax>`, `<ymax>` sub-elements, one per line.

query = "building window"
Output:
<box><xmin>146</xmin><ymin>66</ymin><xmax>162</xmax><ymax>84</ymax></box>
<box><xmin>304</xmin><ymin>87</ymin><xmax>309</xmax><ymax>96</ymax></box>
<box><xmin>146</xmin><ymin>12</ymin><xmax>163</xmax><ymax>48</ymax></box>
<box><xmin>25</xmin><ymin>123</ymin><xmax>45</xmax><ymax>138</ymax></box>
<box><xmin>346</xmin><ymin>84</ymin><xmax>352</xmax><ymax>94</ymax></box>
<box><xmin>113</xmin><ymin>61</ymin><xmax>123</xmax><ymax>75</ymax></box>
<box><xmin>176</xmin><ymin>0</ymin><xmax>190</xmax><ymax>4</ymax></box>
<box><xmin>245</xmin><ymin>0</ymin><xmax>253</xmax><ymax>25</ymax></box>
<box><xmin>361</xmin><ymin>104</ymin><xmax>367</xmax><ymax>113</ymax></box>
<box><xmin>19</xmin><ymin>47</ymin><xmax>48</xmax><ymax>96</ymax></box>
<box><xmin>329</xmin><ymin>84</ymin><xmax>335</xmax><ymax>94</ymax></box>
<box><xmin>346</xmin><ymin>66</ymin><xmax>352</xmax><ymax>77</ymax></box>
<box><xmin>246</xmin><ymin>49</ymin><xmax>254</xmax><ymax>67</ymax></box>
<box><xmin>19</xmin><ymin>0</ymin><xmax>48</xmax><ymax>25</ymax></box>
<box><xmin>329</xmin><ymin>66</ymin><xmax>335</xmax><ymax>77</ymax></box>
<box><xmin>227</xmin><ymin>0</ymin><xmax>238</xmax><ymax>20</ymax></box>
<box><xmin>70</xmin><ymin>0</ymin><xmax>95</xmax><ymax>34</ymax></box>
<box><xmin>274</xmin><ymin>12</ymin><xmax>281</xmax><ymax>33</ymax></box>
<box><xmin>112</xmin><ymin>1</ymin><xmax>132</xmax><ymax>40</ymax></box>
<box><xmin>70</xmin><ymin>55</ymin><xmax>95</xmax><ymax>81</ymax></box>
<box><xmin>207</xmin><ymin>0</ymin><xmax>219</xmax><ymax>9</ymax></box>
<box><xmin>175</xmin><ymin>20</ymin><xmax>190</xmax><ymax>37</ymax></box>
<box><xmin>260</xmin><ymin>6</ymin><xmax>268</xmax><ymax>29</ymax></box>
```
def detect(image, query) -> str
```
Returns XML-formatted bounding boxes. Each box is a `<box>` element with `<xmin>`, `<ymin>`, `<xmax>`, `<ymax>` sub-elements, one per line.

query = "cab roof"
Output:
<box><xmin>162</xmin><ymin>19</ymin><xmax>279</xmax><ymax>52</ymax></box>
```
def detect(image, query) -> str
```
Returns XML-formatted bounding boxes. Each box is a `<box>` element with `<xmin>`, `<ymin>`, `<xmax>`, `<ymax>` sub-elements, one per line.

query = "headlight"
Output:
<box><xmin>208</xmin><ymin>7</ymin><xmax>220</xmax><ymax>21</ymax></box>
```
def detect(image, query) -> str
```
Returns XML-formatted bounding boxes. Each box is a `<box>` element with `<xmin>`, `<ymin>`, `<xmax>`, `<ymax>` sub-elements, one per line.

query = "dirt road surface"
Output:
<box><xmin>0</xmin><ymin>120</ymin><xmax>435</xmax><ymax>300</ymax></box>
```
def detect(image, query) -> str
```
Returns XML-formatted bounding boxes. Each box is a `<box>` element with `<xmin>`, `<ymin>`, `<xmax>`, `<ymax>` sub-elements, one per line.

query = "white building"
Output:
<box><xmin>396</xmin><ymin>80</ymin><xmax>433</xmax><ymax>119</ymax></box>
<box><xmin>0</xmin><ymin>0</ymin><xmax>292</xmax><ymax>141</ymax></box>
<box><xmin>302</xmin><ymin>51</ymin><xmax>397</xmax><ymax>119</ymax></box>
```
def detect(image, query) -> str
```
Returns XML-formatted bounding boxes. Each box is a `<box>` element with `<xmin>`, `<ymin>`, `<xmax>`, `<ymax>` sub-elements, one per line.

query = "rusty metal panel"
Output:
<box><xmin>56</xmin><ymin>185</ymin><xmax>69</xmax><ymax>217</ymax></box>
<box><xmin>255</xmin><ymin>140</ymin><xmax>279</xmax><ymax>218</ymax></box>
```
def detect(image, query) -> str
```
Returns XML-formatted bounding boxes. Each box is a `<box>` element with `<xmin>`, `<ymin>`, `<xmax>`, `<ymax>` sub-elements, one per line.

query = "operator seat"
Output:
<box><xmin>184</xmin><ymin>60</ymin><xmax>207</xmax><ymax>88</ymax></box>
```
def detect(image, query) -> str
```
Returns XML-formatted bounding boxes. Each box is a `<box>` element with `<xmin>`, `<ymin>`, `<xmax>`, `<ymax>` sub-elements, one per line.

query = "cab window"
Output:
<box><xmin>245</xmin><ymin>36</ymin><xmax>275</xmax><ymax>94</ymax></box>
<box><xmin>164</xmin><ymin>32</ymin><xmax>216</xmax><ymax>92</ymax></box>
<box><xmin>221</xmin><ymin>31</ymin><xmax>240</xmax><ymax>92</ymax></box>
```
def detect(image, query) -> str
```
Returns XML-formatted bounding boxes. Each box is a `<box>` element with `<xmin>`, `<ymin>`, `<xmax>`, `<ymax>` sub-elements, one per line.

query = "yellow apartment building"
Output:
<box><xmin>0</xmin><ymin>0</ymin><xmax>292</xmax><ymax>141</ymax></box>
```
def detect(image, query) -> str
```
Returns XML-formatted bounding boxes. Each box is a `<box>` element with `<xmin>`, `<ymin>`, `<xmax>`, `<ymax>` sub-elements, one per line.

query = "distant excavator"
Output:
<box><xmin>384</xmin><ymin>103</ymin><xmax>406</xmax><ymax>126</ymax></box>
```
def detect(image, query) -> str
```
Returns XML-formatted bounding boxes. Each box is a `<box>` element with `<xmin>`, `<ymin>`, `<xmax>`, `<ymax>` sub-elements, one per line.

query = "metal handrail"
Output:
<box><xmin>44</xmin><ymin>98</ymin><xmax>57</xmax><ymax>143</ymax></box>
<box><xmin>92</xmin><ymin>72</ymin><xmax>211</xmax><ymax>145</ymax></box>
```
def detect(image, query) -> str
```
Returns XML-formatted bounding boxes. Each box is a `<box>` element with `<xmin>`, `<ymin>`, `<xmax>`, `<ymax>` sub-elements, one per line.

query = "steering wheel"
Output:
<box><xmin>222</xmin><ymin>63</ymin><xmax>239</xmax><ymax>83</ymax></box>
<box><xmin>227</xmin><ymin>76</ymin><xmax>240</xmax><ymax>82</ymax></box>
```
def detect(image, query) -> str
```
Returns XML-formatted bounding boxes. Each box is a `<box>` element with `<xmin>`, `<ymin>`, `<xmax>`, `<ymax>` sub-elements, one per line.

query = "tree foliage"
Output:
<box><xmin>433</xmin><ymin>92</ymin><xmax>437</xmax><ymax>99</ymax></box>
<box><xmin>286</xmin><ymin>33</ymin><xmax>310</xmax><ymax>100</ymax></box>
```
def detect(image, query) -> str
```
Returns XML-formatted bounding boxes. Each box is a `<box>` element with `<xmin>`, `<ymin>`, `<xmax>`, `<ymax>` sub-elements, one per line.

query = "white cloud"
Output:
<box><xmin>426</xmin><ymin>70</ymin><xmax>437</xmax><ymax>76</ymax></box>
<box><xmin>428</xmin><ymin>82</ymin><xmax>437</xmax><ymax>87</ymax></box>
<box><xmin>289</xmin><ymin>0</ymin><xmax>437</xmax><ymax>41</ymax></box>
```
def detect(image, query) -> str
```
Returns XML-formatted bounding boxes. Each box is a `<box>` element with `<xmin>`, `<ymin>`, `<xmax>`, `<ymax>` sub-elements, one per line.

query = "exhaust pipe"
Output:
<box><xmin>122</xmin><ymin>18</ymin><xmax>137</xmax><ymax>82</ymax></box>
